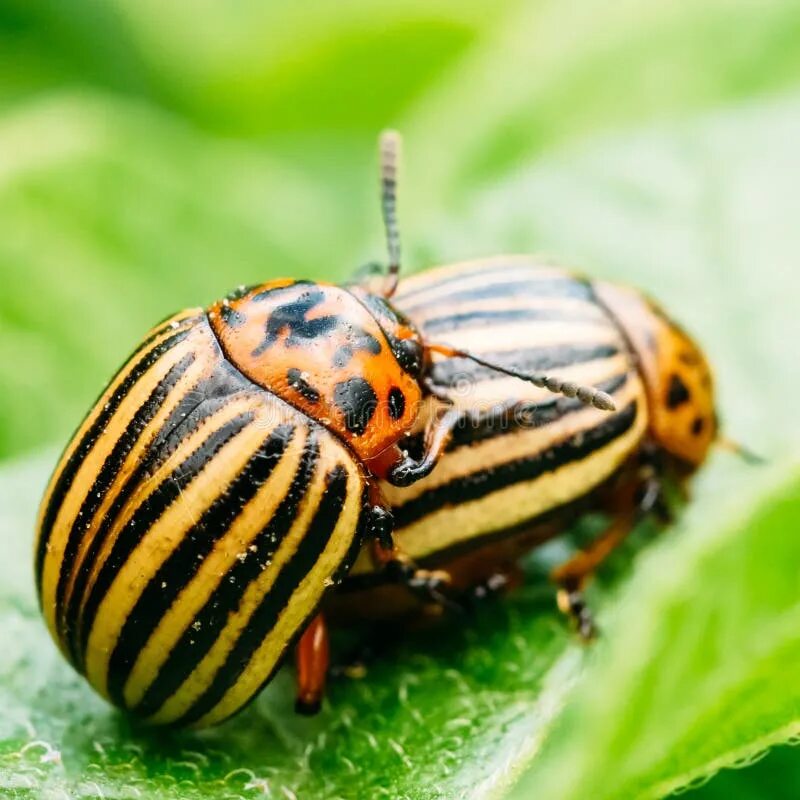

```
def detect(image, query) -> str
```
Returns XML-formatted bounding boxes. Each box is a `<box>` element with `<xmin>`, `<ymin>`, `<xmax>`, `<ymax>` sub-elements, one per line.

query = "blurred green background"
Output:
<box><xmin>1</xmin><ymin>1</ymin><xmax>799</xmax><ymax>799</ymax></box>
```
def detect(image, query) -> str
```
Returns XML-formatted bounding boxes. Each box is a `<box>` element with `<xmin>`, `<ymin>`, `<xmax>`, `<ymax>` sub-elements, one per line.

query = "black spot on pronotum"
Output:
<box><xmin>286</xmin><ymin>368</ymin><xmax>320</xmax><ymax>403</ymax></box>
<box><xmin>388</xmin><ymin>387</ymin><xmax>406</xmax><ymax>420</ymax></box>
<box><xmin>331</xmin><ymin>325</ymin><xmax>381</xmax><ymax>369</ymax></box>
<box><xmin>666</xmin><ymin>374</ymin><xmax>691</xmax><ymax>409</ymax></box>
<box><xmin>252</xmin><ymin>288</ymin><xmax>340</xmax><ymax>356</ymax></box>
<box><xmin>331</xmin><ymin>347</ymin><xmax>352</xmax><ymax>370</ymax></box>
<box><xmin>393</xmin><ymin>338</ymin><xmax>423</xmax><ymax>377</ymax></box>
<box><xmin>220</xmin><ymin>304</ymin><xmax>247</xmax><ymax>328</ymax></box>
<box><xmin>331</xmin><ymin>327</ymin><xmax>383</xmax><ymax>369</ymax></box>
<box><xmin>349</xmin><ymin>327</ymin><xmax>382</xmax><ymax>355</ymax></box>
<box><xmin>250</xmin><ymin>279</ymin><xmax>312</xmax><ymax>302</ymax></box>
<box><xmin>333</xmin><ymin>377</ymin><xmax>378</xmax><ymax>435</ymax></box>
<box><xmin>691</xmin><ymin>417</ymin><xmax>705</xmax><ymax>436</ymax></box>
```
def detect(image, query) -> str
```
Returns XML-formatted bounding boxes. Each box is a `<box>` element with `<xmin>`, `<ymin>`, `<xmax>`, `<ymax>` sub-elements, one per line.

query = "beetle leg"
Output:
<box><xmin>367</xmin><ymin>505</ymin><xmax>394</xmax><ymax>551</ymax></box>
<box><xmin>556</xmin><ymin>587</ymin><xmax>598</xmax><ymax>641</ymax></box>
<box><xmin>294</xmin><ymin>613</ymin><xmax>330</xmax><ymax>715</ymax></box>
<box><xmin>468</xmin><ymin>563</ymin><xmax>525</xmax><ymax>605</ymax></box>
<box><xmin>551</xmin><ymin>475</ymin><xmax>663</xmax><ymax>639</ymax></box>
<box><xmin>387</xmin><ymin>396</ymin><xmax>548</xmax><ymax>488</ymax></box>
<box><xmin>551</xmin><ymin>518</ymin><xmax>635</xmax><ymax>641</ymax></box>
<box><xmin>386</xmin><ymin>407</ymin><xmax>463</xmax><ymax>487</ymax></box>
<box><xmin>401</xmin><ymin>565</ymin><xmax>462</xmax><ymax>613</ymax></box>
<box><xmin>365</xmin><ymin>481</ymin><xmax>394</xmax><ymax>551</ymax></box>
<box><xmin>367</xmin><ymin>494</ymin><xmax>394</xmax><ymax>550</ymax></box>
<box><xmin>371</xmin><ymin>540</ymin><xmax>460</xmax><ymax>611</ymax></box>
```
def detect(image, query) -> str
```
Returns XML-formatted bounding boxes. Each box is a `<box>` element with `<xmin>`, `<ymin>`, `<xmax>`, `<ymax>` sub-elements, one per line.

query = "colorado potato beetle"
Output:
<box><xmin>321</xmin><ymin>154</ymin><xmax>756</xmax><ymax>690</ymax></box>
<box><xmin>333</xmin><ymin>255</ymin><xmax>725</xmax><ymax>637</ymax></box>
<box><xmin>35</xmin><ymin>133</ymin><xmax>616</xmax><ymax>726</ymax></box>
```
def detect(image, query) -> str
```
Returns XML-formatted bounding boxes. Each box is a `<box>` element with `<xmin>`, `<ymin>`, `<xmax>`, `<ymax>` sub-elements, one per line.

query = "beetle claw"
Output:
<box><xmin>387</xmin><ymin>459</ymin><xmax>418</xmax><ymax>487</ymax></box>
<box><xmin>556</xmin><ymin>588</ymin><xmax>598</xmax><ymax>641</ymax></box>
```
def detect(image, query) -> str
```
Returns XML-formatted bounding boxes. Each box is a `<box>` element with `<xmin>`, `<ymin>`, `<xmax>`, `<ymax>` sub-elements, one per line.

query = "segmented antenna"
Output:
<box><xmin>427</xmin><ymin>343</ymin><xmax>617</xmax><ymax>411</ymax></box>
<box><xmin>380</xmin><ymin>130</ymin><xmax>402</xmax><ymax>298</ymax></box>
<box><xmin>716</xmin><ymin>435</ymin><xmax>765</xmax><ymax>465</ymax></box>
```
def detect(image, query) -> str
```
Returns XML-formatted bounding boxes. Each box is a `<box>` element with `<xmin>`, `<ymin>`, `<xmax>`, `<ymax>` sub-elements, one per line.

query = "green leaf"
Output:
<box><xmin>682</xmin><ymin>744</ymin><xmax>800</xmax><ymax>800</ymax></box>
<box><xmin>508</xmin><ymin>463</ymin><xmax>800</xmax><ymax>800</ymax></box>
<box><xmin>403</xmin><ymin>0</ymin><xmax>800</xmax><ymax>217</ymax></box>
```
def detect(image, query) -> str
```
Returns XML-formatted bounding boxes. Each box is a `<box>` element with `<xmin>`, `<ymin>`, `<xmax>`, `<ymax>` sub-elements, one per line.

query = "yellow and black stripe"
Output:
<box><xmin>351</xmin><ymin>257</ymin><xmax>650</xmax><ymax>573</ymax></box>
<box><xmin>36</xmin><ymin>312</ymin><xmax>371</xmax><ymax>727</ymax></box>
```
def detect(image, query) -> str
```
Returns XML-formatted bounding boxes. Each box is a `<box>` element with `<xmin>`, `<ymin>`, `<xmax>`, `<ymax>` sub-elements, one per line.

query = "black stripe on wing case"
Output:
<box><xmin>130</xmin><ymin>314</ymin><xmax>203</xmax><ymax>361</ymax></box>
<box><xmin>131</xmin><ymin>430</ymin><xmax>321</xmax><ymax>718</ymax></box>
<box><xmin>54</xmin><ymin>352</ymin><xmax>196</xmax><ymax>638</ymax></box>
<box><xmin>174</xmin><ymin>464</ymin><xmax>350</xmax><ymax>727</ymax></box>
<box><xmin>75</xmin><ymin>412</ymin><xmax>256</xmax><ymax>667</ymax></box>
<box><xmin>36</xmin><ymin>329</ymin><xmax>192</xmax><ymax>591</ymax></box>
<box><xmin>394</xmin><ymin>262</ymin><xmax>560</xmax><ymax>302</ymax></box>
<box><xmin>394</xmin><ymin>401</ymin><xmax>638</xmax><ymax>528</ymax></box>
<box><xmin>400</xmin><ymin>278</ymin><xmax>592</xmax><ymax>313</ymax></box>
<box><xmin>400</xmin><ymin>372</ymin><xmax>629</xmax><ymax>457</ymax></box>
<box><xmin>420</xmin><ymin>306</ymin><xmax>604</xmax><ymax>334</ymax></box>
<box><xmin>332</xmin><ymin>484</ymin><xmax>373</xmax><ymax>584</ymax></box>
<box><xmin>150</xmin><ymin>359</ymin><xmax>254</xmax><ymax>457</ymax></box>
<box><xmin>105</xmin><ymin>423</ymin><xmax>296</xmax><ymax>707</ymax></box>
<box><xmin>61</xmin><ymin>359</ymin><xmax>257</xmax><ymax>667</ymax></box>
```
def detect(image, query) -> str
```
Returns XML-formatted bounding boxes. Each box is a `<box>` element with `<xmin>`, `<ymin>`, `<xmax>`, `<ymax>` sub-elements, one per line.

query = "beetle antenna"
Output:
<box><xmin>426</xmin><ymin>343</ymin><xmax>617</xmax><ymax>411</ymax></box>
<box><xmin>716</xmin><ymin>435</ymin><xmax>765</xmax><ymax>465</ymax></box>
<box><xmin>380</xmin><ymin>130</ymin><xmax>402</xmax><ymax>298</ymax></box>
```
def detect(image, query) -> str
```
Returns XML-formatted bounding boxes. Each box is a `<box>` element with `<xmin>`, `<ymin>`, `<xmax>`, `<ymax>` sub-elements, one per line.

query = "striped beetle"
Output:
<box><xmin>333</xmin><ymin>255</ymin><xmax>726</xmax><ymax>635</ymax></box>
<box><xmin>323</xmin><ymin>154</ymin><xmax>755</xmax><ymax>689</ymax></box>
<box><xmin>35</xmin><ymin>133</ymin><xmax>617</xmax><ymax>726</ymax></box>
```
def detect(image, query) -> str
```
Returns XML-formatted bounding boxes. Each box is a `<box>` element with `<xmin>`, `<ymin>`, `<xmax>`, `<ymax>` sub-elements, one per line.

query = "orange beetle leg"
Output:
<box><xmin>294</xmin><ymin>613</ymin><xmax>330</xmax><ymax>715</ymax></box>
<box><xmin>552</xmin><ymin>513</ymin><xmax>635</xmax><ymax>641</ymax></box>
<box><xmin>552</xmin><ymin>474</ymin><xmax>663</xmax><ymax>640</ymax></box>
